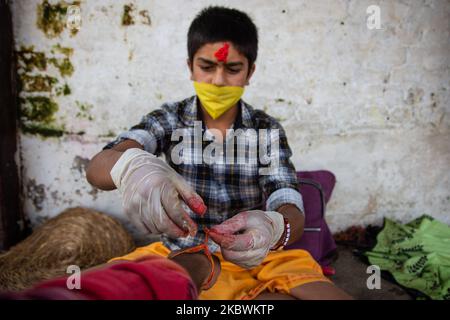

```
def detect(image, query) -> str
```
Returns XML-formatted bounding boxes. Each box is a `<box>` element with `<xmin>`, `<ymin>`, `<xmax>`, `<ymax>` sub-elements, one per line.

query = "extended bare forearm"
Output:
<box><xmin>86</xmin><ymin>149</ymin><xmax>123</xmax><ymax>190</ymax></box>
<box><xmin>277</xmin><ymin>204</ymin><xmax>305</xmax><ymax>245</ymax></box>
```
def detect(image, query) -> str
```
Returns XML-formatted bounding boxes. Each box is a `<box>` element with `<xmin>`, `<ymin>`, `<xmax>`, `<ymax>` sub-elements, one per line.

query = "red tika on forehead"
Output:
<box><xmin>214</xmin><ymin>43</ymin><xmax>230</xmax><ymax>62</ymax></box>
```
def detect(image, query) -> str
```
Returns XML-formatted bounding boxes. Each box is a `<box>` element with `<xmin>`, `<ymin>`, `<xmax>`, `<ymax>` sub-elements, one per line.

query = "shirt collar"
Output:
<box><xmin>179</xmin><ymin>96</ymin><xmax>198</xmax><ymax>127</ymax></box>
<box><xmin>240</xmin><ymin>100</ymin><xmax>254</xmax><ymax>129</ymax></box>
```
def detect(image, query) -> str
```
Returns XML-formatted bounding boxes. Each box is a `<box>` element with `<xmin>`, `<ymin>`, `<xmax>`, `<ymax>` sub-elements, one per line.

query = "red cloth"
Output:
<box><xmin>3</xmin><ymin>256</ymin><xmax>198</xmax><ymax>300</ymax></box>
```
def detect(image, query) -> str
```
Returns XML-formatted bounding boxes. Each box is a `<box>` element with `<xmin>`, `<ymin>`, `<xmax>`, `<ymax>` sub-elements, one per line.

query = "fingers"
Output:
<box><xmin>210</xmin><ymin>212</ymin><xmax>248</xmax><ymax>235</ymax></box>
<box><xmin>170</xmin><ymin>174</ymin><xmax>207</xmax><ymax>215</ymax></box>
<box><xmin>160</xmin><ymin>183</ymin><xmax>198</xmax><ymax>237</ymax></box>
<box><xmin>156</xmin><ymin>205</ymin><xmax>190</xmax><ymax>238</ymax></box>
<box><xmin>209</xmin><ymin>212</ymin><xmax>257</xmax><ymax>250</ymax></box>
<box><xmin>209</xmin><ymin>230</ymin><xmax>254</xmax><ymax>251</ymax></box>
<box><xmin>148</xmin><ymin>186</ymin><xmax>190</xmax><ymax>238</ymax></box>
<box><xmin>221</xmin><ymin>247</ymin><xmax>268</xmax><ymax>269</ymax></box>
<box><xmin>208</xmin><ymin>211</ymin><xmax>273</xmax><ymax>268</ymax></box>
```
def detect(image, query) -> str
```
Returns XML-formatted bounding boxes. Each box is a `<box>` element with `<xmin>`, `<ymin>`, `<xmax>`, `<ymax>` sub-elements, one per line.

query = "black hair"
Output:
<box><xmin>187</xmin><ymin>6</ymin><xmax>258</xmax><ymax>70</ymax></box>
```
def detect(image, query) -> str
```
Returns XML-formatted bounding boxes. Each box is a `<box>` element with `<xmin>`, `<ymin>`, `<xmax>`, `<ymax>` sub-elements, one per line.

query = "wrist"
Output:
<box><xmin>110</xmin><ymin>148</ymin><xmax>152</xmax><ymax>189</ymax></box>
<box><xmin>263</xmin><ymin>211</ymin><xmax>287</xmax><ymax>249</ymax></box>
<box><xmin>270</xmin><ymin>216</ymin><xmax>290</xmax><ymax>250</ymax></box>
<box><xmin>170</xmin><ymin>252</ymin><xmax>211</xmax><ymax>291</ymax></box>
<box><xmin>86</xmin><ymin>149</ymin><xmax>123</xmax><ymax>190</ymax></box>
<box><xmin>276</xmin><ymin>204</ymin><xmax>304</xmax><ymax>244</ymax></box>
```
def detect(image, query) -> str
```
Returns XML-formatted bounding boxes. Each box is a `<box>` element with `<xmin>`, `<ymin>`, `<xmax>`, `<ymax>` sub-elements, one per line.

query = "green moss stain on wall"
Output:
<box><xmin>122</xmin><ymin>4</ymin><xmax>152</xmax><ymax>27</ymax></box>
<box><xmin>16</xmin><ymin>46</ymin><xmax>47</xmax><ymax>72</ymax></box>
<box><xmin>48</xmin><ymin>57</ymin><xmax>74</xmax><ymax>76</ymax></box>
<box><xmin>99</xmin><ymin>130</ymin><xmax>117</xmax><ymax>138</ymax></box>
<box><xmin>49</xmin><ymin>43</ymin><xmax>75</xmax><ymax>77</ymax></box>
<box><xmin>37</xmin><ymin>0</ymin><xmax>66</xmax><ymax>37</ymax></box>
<box><xmin>139</xmin><ymin>10</ymin><xmax>151</xmax><ymax>25</ymax></box>
<box><xmin>51</xmin><ymin>43</ymin><xmax>74</xmax><ymax>56</ymax></box>
<box><xmin>37</xmin><ymin>0</ymin><xmax>81</xmax><ymax>38</ymax></box>
<box><xmin>16</xmin><ymin>44</ymin><xmax>78</xmax><ymax>138</ymax></box>
<box><xmin>122</xmin><ymin>4</ymin><xmax>135</xmax><ymax>26</ymax></box>
<box><xmin>19</xmin><ymin>96</ymin><xmax>65</xmax><ymax>138</ymax></box>
<box><xmin>122</xmin><ymin>3</ymin><xmax>134</xmax><ymax>26</ymax></box>
<box><xmin>75</xmin><ymin>101</ymin><xmax>94</xmax><ymax>120</ymax></box>
<box><xmin>22</xmin><ymin>124</ymin><xmax>66</xmax><ymax>138</ymax></box>
<box><xmin>16</xmin><ymin>45</ymin><xmax>74</xmax><ymax>84</ymax></box>
<box><xmin>20</xmin><ymin>74</ymin><xmax>58</xmax><ymax>92</ymax></box>
<box><xmin>63</xmin><ymin>83</ymin><xmax>71</xmax><ymax>95</ymax></box>
<box><xmin>55</xmin><ymin>83</ymin><xmax>71</xmax><ymax>96</ymax></box>
<box><xmin>20</xmin><ymin>96</ymin><xmax>58</xmax><ymax>123</ymax></box>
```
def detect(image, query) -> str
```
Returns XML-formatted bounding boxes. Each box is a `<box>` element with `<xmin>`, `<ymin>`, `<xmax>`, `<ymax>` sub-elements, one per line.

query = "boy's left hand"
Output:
<box><xmin>208</xmin><ymin>210</ymin><xmax>285</xmax><ymax>269</ymax></box>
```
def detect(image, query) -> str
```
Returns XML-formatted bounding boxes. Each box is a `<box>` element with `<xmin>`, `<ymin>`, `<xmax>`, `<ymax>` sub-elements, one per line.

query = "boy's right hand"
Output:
<box><xmin>110</xmin><ymin>148</ymin><xmax>207</xmax><ymax>238</ymax></box>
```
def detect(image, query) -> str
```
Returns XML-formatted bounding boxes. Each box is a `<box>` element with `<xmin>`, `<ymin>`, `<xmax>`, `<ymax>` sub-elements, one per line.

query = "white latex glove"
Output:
<box><xmin>208</xmin><ymin>210</ymin><xmax>285</xmax><ymax>269</ymax></box>
<box><xmin>110</xmin><ymin>148</ymin><xmax>207</xmax><ymax>238</ymax></box>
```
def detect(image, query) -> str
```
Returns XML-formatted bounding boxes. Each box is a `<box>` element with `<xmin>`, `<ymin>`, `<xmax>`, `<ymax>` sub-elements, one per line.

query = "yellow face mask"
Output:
<box><xmin>193</xmin><ymin>81</ymin><xmax>244</xmax><ymax>120</ymax></box>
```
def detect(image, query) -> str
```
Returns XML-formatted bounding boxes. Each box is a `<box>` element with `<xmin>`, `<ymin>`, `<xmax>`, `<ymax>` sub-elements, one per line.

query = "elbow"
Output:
<box><xmin>85</xmin><ymin>157</ymin><xmax>97</xmax><ymax>187</ymax></box>
<box><xmin>85</xmin><ymin>153</ymin><xmax>106</xmax><ymax>189</ymax></box>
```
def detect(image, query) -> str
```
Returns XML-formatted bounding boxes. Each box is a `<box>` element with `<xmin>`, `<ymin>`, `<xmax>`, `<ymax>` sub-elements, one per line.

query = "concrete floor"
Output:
<box><xmin>329</xmin><ymin>245</ymin><xmax>412</xmax><ymax>300</ymax></box>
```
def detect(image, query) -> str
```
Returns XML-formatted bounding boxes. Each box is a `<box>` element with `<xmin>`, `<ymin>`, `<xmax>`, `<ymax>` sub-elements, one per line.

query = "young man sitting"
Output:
<box><xmin>86</xmin><ymin>6</ymin><xmax>351</xmax><ymax>300</ymax></box>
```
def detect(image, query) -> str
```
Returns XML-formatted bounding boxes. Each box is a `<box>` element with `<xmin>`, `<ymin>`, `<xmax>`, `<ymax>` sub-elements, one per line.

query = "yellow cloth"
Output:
<box><xmin>193</xmin><ymin>81</ymin><xmax>244</xmax><ymax>119</ymax></box>
<box><xmin>109</xmin><ymin>242</ymin><xmax>332</xmax><ymax>300</ymax></box>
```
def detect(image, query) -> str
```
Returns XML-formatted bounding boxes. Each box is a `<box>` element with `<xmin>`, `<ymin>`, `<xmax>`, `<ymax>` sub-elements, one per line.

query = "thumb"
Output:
<box><xmin>210</xmin><ymin>212</ymin><xmax>247</xmax><ymax>235</ymax></box>
<box><xmin>170</xmin><ymin>174</ymin><xmax>207</xmax><ymax>215</ymax></box>
<box><xmin>209</xmin><ymin>213</ymin><xmax>250</xmax><ymax>249</ymax></box>
<box><xmin>209</xmin><ymin>230</ymin><xmax>254</xmax><ymax>251</ymax></box>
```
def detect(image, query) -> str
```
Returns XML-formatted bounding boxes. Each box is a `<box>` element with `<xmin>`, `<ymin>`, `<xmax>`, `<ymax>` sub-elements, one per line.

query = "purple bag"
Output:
<box><xmin>283</xmin><ymin>171</ymin><xmax>337</xmax><ymax>268</ymax></box>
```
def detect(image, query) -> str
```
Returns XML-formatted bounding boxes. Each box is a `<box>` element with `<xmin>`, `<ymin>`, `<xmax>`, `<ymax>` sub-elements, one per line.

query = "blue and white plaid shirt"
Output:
<box><xmin>104</xmin><ymin>96</ymin><xmax>304</xmax><ymax>252</ymax></box>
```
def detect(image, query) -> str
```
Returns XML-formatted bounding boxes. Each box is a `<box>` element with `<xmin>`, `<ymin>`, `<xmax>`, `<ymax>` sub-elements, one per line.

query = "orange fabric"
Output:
<box><xmin>109</xmin><ymin>242</ymin><xmax>332</xmax><ymax>300</ymax></box>
<box><xmin>168</xmin><ymin>227</ymin><xmax>216</xmax><ymax>290</ymax></box>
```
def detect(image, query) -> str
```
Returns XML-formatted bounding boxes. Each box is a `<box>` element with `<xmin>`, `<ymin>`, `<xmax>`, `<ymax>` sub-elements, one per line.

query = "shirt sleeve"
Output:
<box><xmin>258</xmin><ymin>118</ymin><xmax>305</xmax><ymax>214</ymax></box>
<box><xmin>103</xmin><ymin>106</ymin><xmax>177</xmax><ymax>156</ymax></box>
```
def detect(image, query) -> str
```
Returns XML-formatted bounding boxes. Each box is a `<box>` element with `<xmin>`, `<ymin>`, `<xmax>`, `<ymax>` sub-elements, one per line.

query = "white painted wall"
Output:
<box><xmin>11</xmin><ymin>0</ymin><xmax>450</xmax><ymax>241</ymax></box>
